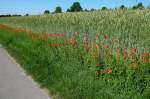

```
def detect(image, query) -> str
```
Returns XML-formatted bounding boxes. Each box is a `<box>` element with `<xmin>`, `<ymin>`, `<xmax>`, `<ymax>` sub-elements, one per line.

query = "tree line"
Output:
<box><xmin>0</xmin><ymin>14</ymin><xmax>22</xmax><ymax>18</ymax></box>
<box><xmin>44</xmin><ymin>2</ymin><xmax>149</xmax><ymax>14</ymax></box>
<box><xmin>0</xmin><ymin>2</ymin><xmax>149</xmax><ymax>17</ymax></box>
<box><xmin>0</xmin><ymin>14</ymin><xmax>29</xmax><ymax>18</ymax></box>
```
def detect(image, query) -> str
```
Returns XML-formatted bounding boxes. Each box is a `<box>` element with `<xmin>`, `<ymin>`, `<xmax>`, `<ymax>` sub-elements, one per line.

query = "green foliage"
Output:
<box><xmin>137</xmin><ymin>3</ymin><xmax>145</xmax><ymax>9</ymax></box>
<box><xmin>44</xmin><ymin>10</ymin><xmax>50</xmax><ymax>14</ymax></box>
<box><xmin>132</xmin><ymin>2</ymin><xmax>145</xmax><ymax>10</ymax></box>
<box><xmin>55</xmin><ymin>6</ymin><xmax>62</xmax><ymax>13</ymax></box>
<box><xmin>132</xmin><ymin>5</ymin><xmax>138</xmax><ymax>10</ymax></box>
<box><xmin>0</xmin><ymin>9</ymin><xmax>150</xmax><ymax>99</ymax></box>
<box><xmin>101</xmin><ymin>6</ymin><xmax>108</xmax><ymax>10</ymax></box>
<box><xmin>0</xmin><ymin>22</ymin><xmax>150</xmax><ymax>99</ymax></box>
<box><xmin>25</xmin><ymin>13</ymin><xmax>29</xmax><ymax>16</ymax></box>
<box><xmin>70</xmin><ymin>2</ymin><xmax>82</xmax><ymax>12</ymax></box>
<box><xmin>120</xmin><ymin>5</ymin><xmax>126</xmax><ymax>9</ymax></box>
<box><xmin>66</xmin><ymin>9</ymin><xmax>71</xmax><ymax>12</ymax></box>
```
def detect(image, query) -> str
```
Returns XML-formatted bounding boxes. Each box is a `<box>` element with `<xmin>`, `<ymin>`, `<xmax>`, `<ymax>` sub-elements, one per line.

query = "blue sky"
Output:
<box><xmin>0</xmin><ymin>0</ymin><xmax>150</xmax><ymax>15</ymax></box>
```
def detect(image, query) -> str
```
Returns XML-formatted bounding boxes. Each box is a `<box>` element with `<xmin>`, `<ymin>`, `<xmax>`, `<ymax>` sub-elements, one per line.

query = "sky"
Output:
<box><xmin>0</xmin><ymin>0</ymin><xmax>150</xmax><ymax>15</ymax></box>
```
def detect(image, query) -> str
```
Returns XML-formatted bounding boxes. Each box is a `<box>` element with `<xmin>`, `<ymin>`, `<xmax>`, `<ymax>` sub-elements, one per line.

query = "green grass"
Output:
<box><xmin>0</xmin><ymin>9</ymin><xmax>150</xmax><ymax>99</ymax></box>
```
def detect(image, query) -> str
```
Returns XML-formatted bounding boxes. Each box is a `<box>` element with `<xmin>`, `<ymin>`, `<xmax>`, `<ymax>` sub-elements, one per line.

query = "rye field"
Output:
<box><xmin>0</xmin><ymin>9</ymin><xmax>150</xmax><ymax>99</ymax></box>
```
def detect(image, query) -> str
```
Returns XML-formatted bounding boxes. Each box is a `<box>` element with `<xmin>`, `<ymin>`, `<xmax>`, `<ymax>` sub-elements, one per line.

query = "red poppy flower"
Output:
<box><xmin>104</xmin><ymin>34</ymin><xmax>109</xmax><ymax>40</ymax></box>
<box><xmin>107</xmin><ymin>69</ymin><xmax>113</xmax><ymax>74</ymax></box>
<box><xmin>68</xmin><ymin>37</ymin><xmax>77</xmax><ymax>46</ymax></box>
<box><xmin>104</xmin><ymin>45</ymin><xmax>109</xmax><ymax>49</ymax></box>
<box><xmin>142</xmin><ymin>52</ymin><xmax>149</xmax><ymax>63</ymax></box>
<box><xmin>95</xmin><ymin>34</ymin><xmax>99</xmax><ymax>40</ymax></box>
<box><xmin>143</xmin><ymin>52</ymin><xmax>149</xmax><ymax>57</ymax></box>
<box><xmin>102</xmin><ymin>68</ymin><xmax>113</xmax><ymax>74</ymax></box>
<box><xmin>94</xmin><ymin>44</ymin><xmax>99</xmax><ymax>49</ymax></box>
<box><xmin>143</xmin><ymin>59</ymin><xmax>148</xmax><ymax>63</ymax></box>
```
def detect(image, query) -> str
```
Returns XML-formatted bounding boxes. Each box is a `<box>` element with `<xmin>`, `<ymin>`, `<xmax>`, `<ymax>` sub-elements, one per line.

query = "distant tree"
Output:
<box><xmin>0</xmin><ymin>14</ymin><xmax>11</xmax><ymax>17</ymax></box>
<box><xmin>137</xmin><ymin>2</ymin><xmax>145</xmax><ymax>9</ymax></box>
<box><xmin>120</xmin><ymin>5</ymin><xmax>126</xmax><ymax>9</ymax></box>
<box><xmin>12</xmin><ymin>14</ymin><xmax>22</xmax><ymax>17</ymax></box>
<box><xmin>132</xmin><ymin>2</ymin><xmax>145</xmax><ymax>9</ymax></box>
<box><xmin>84</xmin><ymin>9</ymin><xmax>89</xmax><ymax>12</ymax></box>
<box><xmin>25</xmin><ymin>13</ymin><xmax>29</xmax><ymax>16</ymax></box>
<box><xmin>101</xmin><ymin>6</ymin><xmax>108</xmax><ymax>10</ymax></box>
<box><xmin>66</xmin><ymin>9</ymin><xmax>71</xmax><ymax>12</ymax></box>
<box><xmin>55</xmin><ymin>6</ymin><xmax>62</xmax><ymax>13</ymax></box>
<box><xmin>90</xmin><ymin>8</ymin><xmax>96</xmax><ymax>12</ymax></box>
<box><xmin>132</xmin><ymin>5</ymin><xmax>137</xmax><ymax>9</ymax></box>
<box><xmin>70</xmin><ymin>2</ymin><xmax>82</xmax><ymax>12</ymax></box>
<box><xmin>44</xmin><ymin>10</ymin><xmax>50</xmax><ymax>14</ymax></box>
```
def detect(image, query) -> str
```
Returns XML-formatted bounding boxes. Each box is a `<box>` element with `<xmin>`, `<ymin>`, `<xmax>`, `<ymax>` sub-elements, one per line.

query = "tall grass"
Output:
<box><xmin>0</xmin><ymin>9</ymin><xmax>150</xmax><ymax>46</ymax></box>
<box><xmin>0</xmin><ymin>9</ymin><xmax>150</xmax><ymax>99</ymax></box>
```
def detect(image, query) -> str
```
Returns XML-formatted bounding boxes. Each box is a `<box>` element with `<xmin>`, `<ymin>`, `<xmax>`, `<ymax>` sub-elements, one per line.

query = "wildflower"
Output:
<box><xmin>143</xmin><ymin>59</ymin><xmax>148</xmax><ymax>63</ymax></box>
<box><xmin>93</xmin><ymin>43</ymin><xmax>99</xmax><ymax>49</ymax></box>
<box><xmin>130</xmin><ymin>48</ymin><xmax>136</xmax><ymax>56</ymax></box>
<box><xmin>95</xmin><ymin>34</ymin><xmax>99</xmax><ymax>41</ymax></box>
<box><xmin>143</xmin><ymin>53</ymin><xmax>149</xmax><ymax>58</ymax></box>
<box><xmin>133</xmin><ymin>48</ymin><xmax>137</xmax><ymax>52</ymax></box>
<box><xmin>104</xmin><ymin>34</ymin><xmax>109</xmax><ymax>40</ymax></box>
<box><xmin>106</xmin><ymin>68</ymin><xmax>113</xmax><ymax>74</ymax></box>
<box><xmin>104</xmin><ymin>45</ymin><xmax>109</xmax><ymax>49</ymax></box>
<box><xmin>142</xmin><ymin>52</ymin><xmax>149</xmax><ymax>63</ymax></box>
<box><xmin>102</xmin><ymin>68</ymin><xmax>113</xmax><ymax>74</ymax></box>
<box><xmin>68</xmin><ymin>37</ymin><xmax>77</xmax><ymax>47</ymax></box>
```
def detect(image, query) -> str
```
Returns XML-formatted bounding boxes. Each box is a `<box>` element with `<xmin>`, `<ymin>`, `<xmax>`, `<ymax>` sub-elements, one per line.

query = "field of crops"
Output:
<box><xmin>0</xmin><ymin>9</ymin><xmax>150</xmax><ymax>99</ymax></box>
